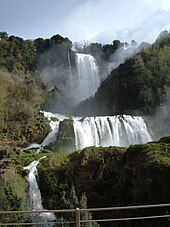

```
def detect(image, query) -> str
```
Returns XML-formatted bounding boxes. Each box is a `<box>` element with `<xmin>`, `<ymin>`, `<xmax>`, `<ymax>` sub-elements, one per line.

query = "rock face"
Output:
<box><xmin>54</xmin><ymin>118</ymin><xmax>76</xmax><ymax>152</ymax></box>
<box><xmin>38</xmin><ymin>136</ymin><xmax>170</xmax><ymax>227</ymax></box>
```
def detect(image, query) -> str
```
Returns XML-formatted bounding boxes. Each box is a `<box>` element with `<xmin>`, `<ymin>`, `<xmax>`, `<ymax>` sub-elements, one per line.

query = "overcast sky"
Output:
<box><xmin>0</xmin><ymin>0</ymin><xmax>170</xmax><ymax>44</ymax></box>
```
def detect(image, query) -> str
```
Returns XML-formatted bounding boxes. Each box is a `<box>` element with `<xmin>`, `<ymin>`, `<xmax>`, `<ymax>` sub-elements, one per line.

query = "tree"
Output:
<box><xmin>112</xmin><ymin>39</ymin><xmax>121</xmax><ymax>49</ymax></box>
<box><xmin>0</xmin><ymin>31</ymin><xmax>8</xmax><ymax>39</ymax></box>
<box><xmin>58</xmin><ymin>186</ymin><xmax>99</xmax><ymax>226</ymax></box>
<box><xmin>73</xmin><ymin>40</ymin><xmax>89</xmax><ymax>53</ymax></box>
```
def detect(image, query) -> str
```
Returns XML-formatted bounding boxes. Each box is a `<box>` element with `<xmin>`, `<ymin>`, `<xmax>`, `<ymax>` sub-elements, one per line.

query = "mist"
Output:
<box><xmin>36</xmin><ymin>43</ymin><xmax>101</xmax><ymax>114</ymax></box>
<box><xmin>36</xmin><ymin>38</ymin><xmax>152</xmax><ymax>116</ymax></box>
<box><xmin>150</xmin><ymin>93</ymin><xmax>170</xmax><ymax>139</ymax></box>
<box><xmin>106</xmin><ymin>41</ymin><xmax>150</xmax><ymax>77</ymax></box>
<box><xmin>36</xmin><ymin>43</ymin><xmax>75</xmax><ymax>113</ymax></box>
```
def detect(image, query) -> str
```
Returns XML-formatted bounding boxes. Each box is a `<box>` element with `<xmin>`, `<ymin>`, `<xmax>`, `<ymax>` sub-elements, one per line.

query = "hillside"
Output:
<box><xmin>0</xmin><ymin>136</ymin><xmax>170</xmax><ymax>226</ymax></box>
<box><xmin>39</xmin><ymin>136</ymin><xmax>170</xmax><ymax>227</ymax></box>
<box><xmin>38</xmin><ymin>137</ymin><xmax>170</xmax><ymax>227</ymax></box>
<box><xmin>0</xmin><ymin>32</ymin><xmax>72</xmax><ymax>146</ymax></box>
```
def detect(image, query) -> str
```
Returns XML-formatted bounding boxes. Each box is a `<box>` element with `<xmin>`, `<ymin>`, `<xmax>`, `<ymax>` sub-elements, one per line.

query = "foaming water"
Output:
<box><xmin>74</xmin><ymin>53</ymin><xmax>100</xmax><ymax>102</ymax></box>
<box><xmin>24</xmin><ymin>156</ymin><xmax>56</xmax><ymax>226</ymax></box>
<box><xmin>73</xmin><ymin>115</ymin><xmax>151</xmax><ymax>150</ymax></box>
<box><xmin>35</xmin><ymin>112</ymin><xmax>152</xmax><ymax>151</ymax></box>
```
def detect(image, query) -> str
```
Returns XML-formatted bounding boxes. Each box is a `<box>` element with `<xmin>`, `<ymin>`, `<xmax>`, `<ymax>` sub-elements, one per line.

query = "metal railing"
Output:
<box><xmin>0</xmin><ymin>203</ymin><xmax>170</xmax><ymax>226</ymax></box>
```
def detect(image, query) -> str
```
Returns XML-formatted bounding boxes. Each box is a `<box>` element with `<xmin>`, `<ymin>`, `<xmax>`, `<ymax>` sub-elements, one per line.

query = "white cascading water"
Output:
<box><xmin>24</xmin><ymin>112</ymin><xmax>67</xmax><ymax>153</ymax></box>
<box><xmin>23</xmin><ymin>112</ymin><xmax>69</xmax><ymax>224</ymax></box>
<box><xmin>75</xmin><ymin>53</ymin><xmax>100</xmax><ymax>102</ymax></box>
<box><xmin>23</xmin><ymin>156</ymin><xmax>56</xmax><ymax>226</ymax></box>
<box><xmin>73</xmin><ymin>115</ymin><xmax>151</xmax><ymax>150</ymax></box>
<box><xmin>34</xmin><ymin>112</ymin><xmax>151</xmax><ymax>151</ymax></box>
<box><xmin>40</xmin><ymin>112</ymin><xmax>67</xmax><ymax>149</ymax></box>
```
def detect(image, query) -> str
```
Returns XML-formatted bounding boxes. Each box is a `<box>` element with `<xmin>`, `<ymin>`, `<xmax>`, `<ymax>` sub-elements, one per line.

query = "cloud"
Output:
<box><xmin>63</xmin><ymin>0</ymin><xmax>146</xmax><ymax>41</ymax></box>
<box><xmin>93</xmin><ymin>7</ymin><xmax>170</xmax><ymax>44</ymax></box>
<box><xmin>61</xmin><ymin>0</ymin><xmax>170</xmax><ymax>44</ymax></box>
<box><xmin>0</xmin><ymin>0</ymin><xmax>169</xmax><ymax>43</ymax></box>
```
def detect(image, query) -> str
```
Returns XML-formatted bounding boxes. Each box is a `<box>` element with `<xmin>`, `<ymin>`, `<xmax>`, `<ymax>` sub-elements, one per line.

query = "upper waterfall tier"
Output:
<box><xmin>75</xmin><ymin>53</ymin><xmax>100</xmax><ymax>102</ymax></box>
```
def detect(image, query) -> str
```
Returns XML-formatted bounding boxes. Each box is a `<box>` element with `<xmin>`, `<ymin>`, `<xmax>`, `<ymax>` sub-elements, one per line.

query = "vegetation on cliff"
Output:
<box><xmin>0</xmin><ymin>69</ymin><xmax>50</xmax><ymax>146</ymax></box>
<box><xmin>0</xmin><ymin>145</ymin><xmax>30</xmax><ymax>223</ymax></box>
<box><xmin>0</xmin><ymin>32</ymin><xmax>72</xmax><ymax>146</ymax></box>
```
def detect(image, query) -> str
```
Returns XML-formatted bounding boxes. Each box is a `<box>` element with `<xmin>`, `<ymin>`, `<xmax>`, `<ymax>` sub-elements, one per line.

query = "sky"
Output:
<box><xmin>0</xmin><ymin>0</ymin><xmax>170</xmax><ymax>44</ymax></box>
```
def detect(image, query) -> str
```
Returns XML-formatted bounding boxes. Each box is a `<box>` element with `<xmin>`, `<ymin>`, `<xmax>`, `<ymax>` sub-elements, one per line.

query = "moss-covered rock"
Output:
<box><xmin>38</xmin><ymin>147</ymin><xmax>126</xmax><ymax>210</ymax></box>
<box><xmin>159</xmin><ymin>135</ymin><xmax>170</xmax><ymax>144</ymax></box>
<box><xmin>53</xmin><ymin>118</ymin><xmax>76</xmax><ymax>152</ymax></box>
<box><xmin>119</xmin><ymin>141</ymin><xmax>170</xmax><ymax>227</ymax></box>
<box><xmin>37</xmin><ymin>136</ymin><xmax>170</xmax><ymax>227</ymax></box>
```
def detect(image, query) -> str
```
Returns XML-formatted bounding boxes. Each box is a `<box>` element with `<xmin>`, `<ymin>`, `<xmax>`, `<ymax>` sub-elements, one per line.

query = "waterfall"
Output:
<box><xmin>24</xmin><ymin>112</ymin><xmax>67</xmax><ymax>153</ymax></box>
<box><xmin>23</xmin><ymin>156</ymin><xmax>56</xmax><ymax>226</ymax></box>
<box><xmin>33</xmin><ymin>112</ymin><xmax>151</xmax><ymax>151</ymax></box>
<box><xmin>73</xmin><ymin>115</ymin><xmax>151</xmax><ymax>150</ymax></box>
<box><xmin>40</xmin><ymin>112</ymin><xmax>67</xmax><ymax>148</ymax></box>
<box><xmin>75</xmin><ymin>53</ymin><xmax>100</xmax><ymax>102</ymax></box>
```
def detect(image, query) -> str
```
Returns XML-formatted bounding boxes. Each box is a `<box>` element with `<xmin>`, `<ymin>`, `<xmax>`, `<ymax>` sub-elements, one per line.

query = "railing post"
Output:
<box><xmin>76</xmin><ymin>208</ymin><xmax>80</xmax><ymax>227</ymax></box>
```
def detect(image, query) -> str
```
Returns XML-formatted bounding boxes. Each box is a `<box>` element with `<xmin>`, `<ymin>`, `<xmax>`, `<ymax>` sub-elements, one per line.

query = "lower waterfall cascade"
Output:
<box><xmin>24</xmin><ymin>156</ymin><xmax>56</xmax><ymax>226</ymax></box>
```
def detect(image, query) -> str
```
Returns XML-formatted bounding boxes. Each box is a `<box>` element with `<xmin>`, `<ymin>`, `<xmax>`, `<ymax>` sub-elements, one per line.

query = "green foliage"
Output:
<box><xmin>159</xmin><ymin>135</ymin><xmax>170</xmax><ymax>143</ymax></box>
<box><xmin>58</xmin><ymin>186</ymin><xmax>99</xmax><ymax>226</ymax></box>
<box><xmin>0</xmin><ymin>31</ymin><xmax>74</xmax><ymax>145</ymax></box>
<box><xmin>34</xmin><ymin>34</ymin><xmax>72</xmax><ymax>55</ymax></box>
<box><xmin>0</xmin><ymin>31</ymin><xmax>8</xmax><ymax>39</ymax></box>
<box><xmin>11</xmin><ymin>150</ymin><xmax>50</xmax><ymax>172</ymax></box>
<box><xmin>0</xmin><ymin>35</ymin><xmax>36</xmax><ymax>73</ymax></box>
<box><xmin>38</xmin><ymin>147</ymin><xmax>126</xmax><ymax>212</ymax></box>
<box><xmin>4</xmin><ymin>185</ymin><xmax>22</xmax><ymax>210</ymax></box>
<box><xmin>0</xmin><ymin>69</ymin><xmax>50</xmax><ymax>143</ymax></box>
<box><xmin>0</xmin><ymin>163</ymin><xmax>30</xmax><ymax>223</ymax></box>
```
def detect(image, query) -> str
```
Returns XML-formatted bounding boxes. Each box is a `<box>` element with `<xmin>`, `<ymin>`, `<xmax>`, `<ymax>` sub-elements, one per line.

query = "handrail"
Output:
<box><xmin>79</xmin><ymin>203</ymin><xmax>170</xmax><ymax>212</ymax></box>
<box><xmin>0</xmin><ymin>203</ymin><xmax>170</xmax><ymax>214</ymax></box>
<box><xmin>0</xmin><ymin>203</ymin><xmax>170</xmax><ymax>226</ymax></box>
<box><xmin>0</xmin><ymin>209</ymin><xmax>76</xmax><ymax>214</ymax></box>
